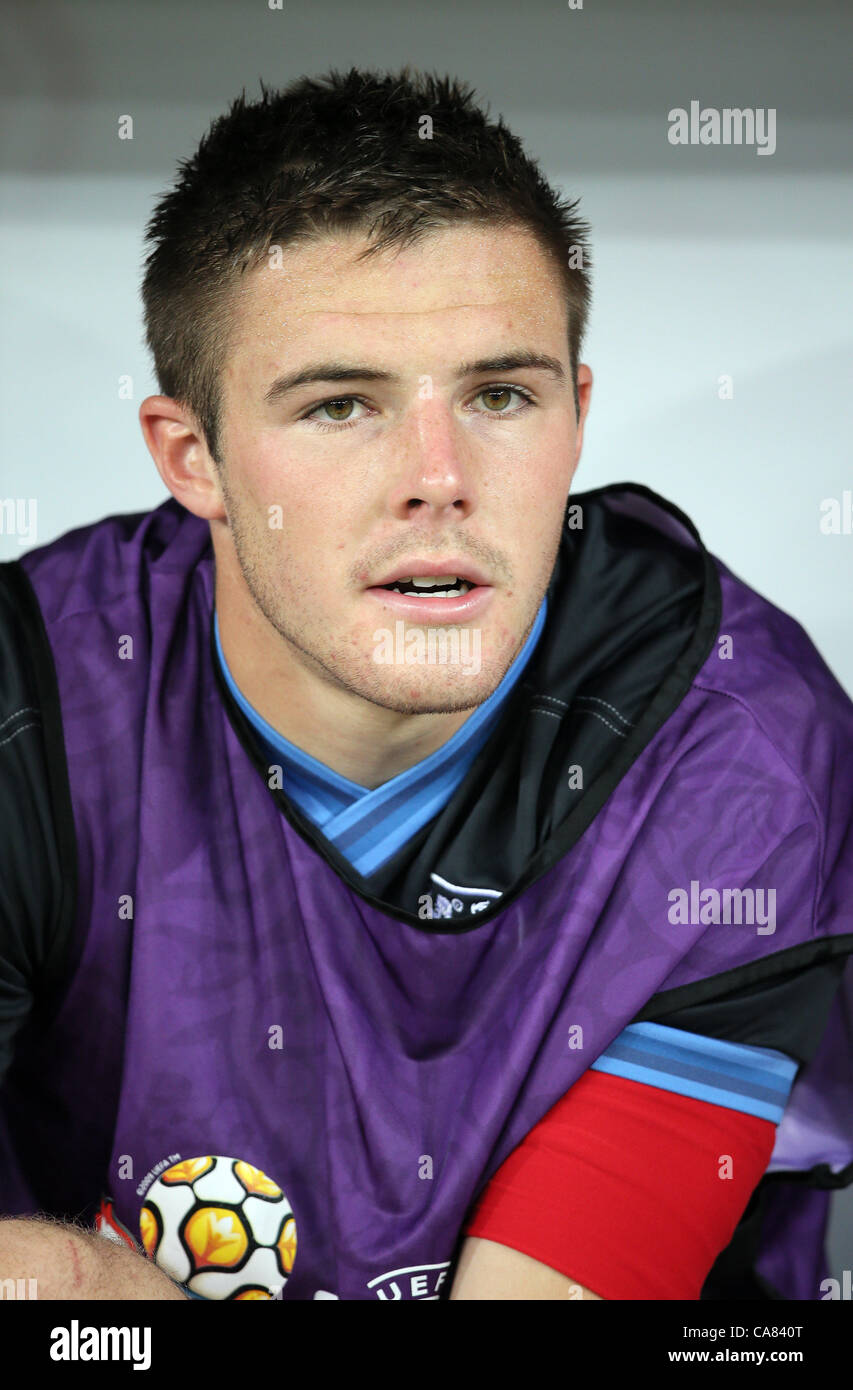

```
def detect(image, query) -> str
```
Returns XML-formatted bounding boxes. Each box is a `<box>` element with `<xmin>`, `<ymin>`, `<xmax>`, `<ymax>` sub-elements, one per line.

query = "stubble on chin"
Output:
<box><xmin>219</xmin><ymin>480</ymin><xmax>556</xmax><ymax>717</ymax></box>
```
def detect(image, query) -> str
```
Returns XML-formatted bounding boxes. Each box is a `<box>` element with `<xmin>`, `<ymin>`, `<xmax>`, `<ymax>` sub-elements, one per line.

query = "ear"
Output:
<box><xmin>572</xmin><ymin>364</ymin><xmax>593</xmax><ymax>471</ymax></box>
<box><xmin>138</xmin><ymin>395</ymin><xmax>226</xmax><ymax>521</ymax></box>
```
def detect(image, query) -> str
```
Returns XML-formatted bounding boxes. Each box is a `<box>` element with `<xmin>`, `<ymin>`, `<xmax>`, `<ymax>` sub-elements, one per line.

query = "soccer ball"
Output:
<box><xmin>140</xmin><ymin>1155</ymin><xmax>297</xmax><ymax>1300</ymax></box>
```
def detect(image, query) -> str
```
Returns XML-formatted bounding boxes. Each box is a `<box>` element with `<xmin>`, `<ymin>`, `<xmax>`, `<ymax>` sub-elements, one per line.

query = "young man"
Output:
<box><xmin>0</xmin><ymin>68</ymin><xmax>851</xmax><ymax>1302</ymax></box>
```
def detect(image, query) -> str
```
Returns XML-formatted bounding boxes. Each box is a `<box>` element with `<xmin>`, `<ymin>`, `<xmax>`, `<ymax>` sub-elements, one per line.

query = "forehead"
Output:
<box><xmin>227</xmin><ymin>223</ymin><xmax>567</xmax><ymax>362</ymax></box>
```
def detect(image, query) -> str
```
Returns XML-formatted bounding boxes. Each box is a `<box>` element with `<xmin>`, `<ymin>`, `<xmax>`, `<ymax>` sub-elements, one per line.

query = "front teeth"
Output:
<box><xmin>386</xmin><ymin>575</ymin><xmax>473</xmax><ymax>597</ymax></box>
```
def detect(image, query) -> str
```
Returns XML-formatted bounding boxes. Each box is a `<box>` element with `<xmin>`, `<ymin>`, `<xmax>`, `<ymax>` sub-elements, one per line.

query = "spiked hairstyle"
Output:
<box><xmin>141</xmin><ymin>66</ymin><xmax>592</xmax><ymax>465</ymax></box>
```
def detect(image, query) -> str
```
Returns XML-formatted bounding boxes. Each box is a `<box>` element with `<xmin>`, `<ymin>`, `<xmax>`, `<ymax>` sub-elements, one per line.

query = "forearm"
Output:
<box><xmin>0</xmin><ymin>1215</ymin><xmax>188</xmax><ymax>1300</ymax></box>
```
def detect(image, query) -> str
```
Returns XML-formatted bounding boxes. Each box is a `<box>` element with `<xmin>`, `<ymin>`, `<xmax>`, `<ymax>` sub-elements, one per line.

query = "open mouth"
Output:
<box><xmin>378</xmin><ymin>575</ymin><xmax>476</xmax><ymax>598</ymax></box>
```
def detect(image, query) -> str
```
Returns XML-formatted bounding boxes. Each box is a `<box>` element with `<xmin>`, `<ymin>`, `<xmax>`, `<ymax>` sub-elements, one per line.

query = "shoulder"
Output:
<box><xmin>686</xmin><ymin>556</ymin><xmax>853</xmax><ymax>918</ymax></box>
<box><xmin>17</xmin><ymin>497</ymin><xmax>211</xmax><ymax>626</ymax></box>
<box><xmin>696</xmin><ymin>555</ymin><xmax>853</xmax><ymax>763</ymax></box>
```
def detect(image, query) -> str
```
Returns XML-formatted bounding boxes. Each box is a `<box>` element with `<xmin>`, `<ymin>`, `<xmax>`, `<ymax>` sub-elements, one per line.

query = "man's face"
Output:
<box><xmin>213</xmin><ymin>222</ymin><xmax>588</xmax><ymax>714</ymax></box>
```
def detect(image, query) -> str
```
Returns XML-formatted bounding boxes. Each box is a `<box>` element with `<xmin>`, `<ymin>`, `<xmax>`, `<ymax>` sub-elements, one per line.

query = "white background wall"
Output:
<box><xmin>1</xmin><ymin>0</ymin><xmax>851</xmax><ymax>1281</ymax></box>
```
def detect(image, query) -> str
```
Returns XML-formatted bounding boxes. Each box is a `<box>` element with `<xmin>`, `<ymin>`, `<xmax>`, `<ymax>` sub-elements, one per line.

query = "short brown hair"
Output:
<box><xmin>142</xmin><ymin>66</ymin><xmax>592</xmax><ymax>464</ymax></box>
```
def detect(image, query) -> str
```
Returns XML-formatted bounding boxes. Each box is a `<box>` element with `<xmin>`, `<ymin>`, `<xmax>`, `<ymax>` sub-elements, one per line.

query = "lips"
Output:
<box><xmin>364</xmin><ymin>560</ymin><xmax>494</xmax><ymax>621</ymax></box>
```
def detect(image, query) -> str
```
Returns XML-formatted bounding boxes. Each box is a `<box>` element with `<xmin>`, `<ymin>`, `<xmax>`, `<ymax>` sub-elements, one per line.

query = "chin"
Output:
<box><xmin>366</xmin><ymin>665</ymin><xmax>499</xmax><ymax>715</ymax></box>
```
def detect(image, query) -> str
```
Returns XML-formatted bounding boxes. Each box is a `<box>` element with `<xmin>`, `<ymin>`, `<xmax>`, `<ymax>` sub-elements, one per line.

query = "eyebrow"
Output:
<box><xmin>262</xmin><ymin>350</ymin><xmax>566</xmax><ymax>406</ymax></box>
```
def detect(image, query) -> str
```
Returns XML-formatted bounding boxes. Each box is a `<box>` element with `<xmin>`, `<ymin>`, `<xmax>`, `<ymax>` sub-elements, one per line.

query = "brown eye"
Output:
<box><xmin>473</xmin><ymin>386</ymin><xmax>535</xmax><ymax>416</ymax></box>
<box><xmin>323</xmin><ymin>398</ymin><xmax>355</xmax><ymax>421</ymax></box>
<box><xmin>481</xmin><ymin>388</ymin><xmax>513</xmax><ymax>411</ymax></box>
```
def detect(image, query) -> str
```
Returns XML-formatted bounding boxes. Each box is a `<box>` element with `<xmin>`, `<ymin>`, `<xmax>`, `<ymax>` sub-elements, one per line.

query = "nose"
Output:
<box><xmin>385</xmin><ymin>401</ymin><xmax>478</xmax><ymax>523</ymax></box>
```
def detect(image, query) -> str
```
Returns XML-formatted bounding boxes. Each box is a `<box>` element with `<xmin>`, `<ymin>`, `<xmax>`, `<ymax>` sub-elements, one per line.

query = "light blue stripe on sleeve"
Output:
<box><xmin>590</xmin><ymin>1021</ymin><xmax>799</xmax><ymax>1123</ymax></box>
